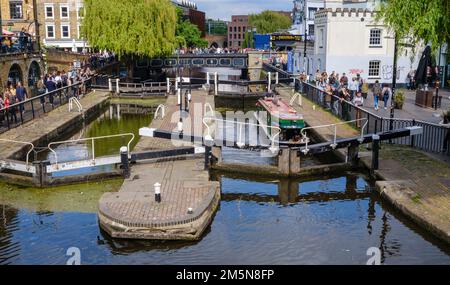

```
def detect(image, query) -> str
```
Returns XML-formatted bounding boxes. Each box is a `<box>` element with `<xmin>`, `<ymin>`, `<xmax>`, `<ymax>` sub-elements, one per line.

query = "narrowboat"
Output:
<box><xmin>256</xmin><ymin>96</ymin><xmax>305</xmax><ymax>141</ymax></box>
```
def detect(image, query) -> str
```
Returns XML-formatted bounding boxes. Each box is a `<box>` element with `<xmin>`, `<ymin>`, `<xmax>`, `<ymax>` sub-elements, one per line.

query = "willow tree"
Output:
<box><xmin>81</xmin><ymin>0</ymin><xmax>177</xmax><ymax>58</ymax></box>
<box><xmin>376</xmin><ymin>0</ymin><xmax>449</xmax><ymax>51</ymax></box>
<box><xmin>249</xmin><ymin>11</ymin><xmax>292</xmax><ymax>34</ymax></box>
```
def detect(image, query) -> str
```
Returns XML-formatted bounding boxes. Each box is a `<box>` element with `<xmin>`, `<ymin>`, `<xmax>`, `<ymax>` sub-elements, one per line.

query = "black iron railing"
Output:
<box><xmin>296</xmin><ymin>81</ymin><xmax>450</xmax><ymax>155</ymax></box>
<box><xmin>0</xmin><ymin>77</ymin><xmax>94</xmax><ymax>134</ymax></box>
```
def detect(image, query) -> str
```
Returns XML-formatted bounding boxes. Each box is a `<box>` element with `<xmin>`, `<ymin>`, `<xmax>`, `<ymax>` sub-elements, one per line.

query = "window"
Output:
<box><xmin>369</xmin><ymin>29</ymin><xmax>382</xmax><ymax>46</ymax></box>
<box><xmin>60</xmin><ymin>5</ymin><xmax>69</xmax><ymax>19</ymax></box>
<box><xmin>238</xmin><ymin>27</ymin><xmax>241</xmax><ymax>33</ymax></box>
<box><xmin>234</xmin><ymin>27</ymin><xmax>237</xmax><ymax>33</ymax></box>
<box><xmin>10</xmin><ymin>1</ymin><xmax>23</xmax><ymax>19</ymax></box>
<box><xmin>308</xmin><ymin>8</ymin><xmax>317</xmax><ymax>20</ymax></box>
<box><xmin>61</xmin><ymin>25</ymin><xmax>70</xmax><ymax>38</ymax></box>
<box><xmin>368</xmin><ymin>61</ymin><xmax>381</xmax><ymax>77</ymax></box>
<box><xmin>308</xmin><ymin>24</ymin><xmax>315</xmax><ymax>36</ymax></box>
<box><xmin>45</xmin><ymin>4</ymin><xmax>54</xmax><ymax>19</ymax></box>
<box><xmin>46</xmin><ymin>24</ymin><xmax>55</xmax><ymax>39</ymax></box>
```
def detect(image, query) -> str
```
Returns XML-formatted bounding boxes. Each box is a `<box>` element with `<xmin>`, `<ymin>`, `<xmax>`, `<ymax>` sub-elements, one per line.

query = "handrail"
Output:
<box><xmin>289</xmin><ymin>92</ymin><xmax>302</xmax><ymax>107</ymax></box>
<box><xmin>204</xmin><ymin>103</ymin><xmax>214</xmax><ymax>117</ymax></box>
<box><xmin>154</xmin><ymin>104</ymin><xmax>165</xmax><ymax>119</ymax></box>
<box><xmin>0</xmin><ymin>139</ymin><xmax>35</xmax><ymax>170</ymax></box>
<box><xmin>202</xmin><ymin>116</ymin><xmax>281</xmax><ymax>152</ymax></box>
<box><xmin>47</xmin><ymin>133</ymin><xmax>135</xmax><ymax>166</ymax></box>
<box><xmin>300</xmin><ymin>118</ymin><xmax>368</xmax><ymax>154</ymax></box>
<box><xmin>68</xmin><ymin>97</ymin><xmax>83</xmax><ymax>113</ymax></box>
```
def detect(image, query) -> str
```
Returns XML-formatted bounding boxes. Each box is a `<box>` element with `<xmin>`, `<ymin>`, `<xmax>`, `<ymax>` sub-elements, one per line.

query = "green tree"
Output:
<box><xmin>249</xmin><ymin>11</ymin><xmax>292</xmax><ymax>34</ymax></box>
<box><xmin>376</xmin><ymin>0</ymin><xmax>449</xmax><ymax>51</ymax></box>
<box><xmin>175</xmin><ymin>8</ymin><xmax>208</xmax><ymax>48</ymax></box>
<box><xmin>81</xmin><ymin>0</ymin><xmax>177</xmax><ymax>58</ymax></box>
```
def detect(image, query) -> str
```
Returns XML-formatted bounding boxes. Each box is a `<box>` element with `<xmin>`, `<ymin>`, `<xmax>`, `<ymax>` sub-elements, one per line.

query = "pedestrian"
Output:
<box><xmin>339</xmin><ymin>87</ymin><xmax>351</xmax><ymax>121</ymax></box>
<box><xmin>348</xmin><ymin>77</ymin><xmax>359</xmax><ymax>101</ymax></box>
<box><xmin>340</xmin><ymin>73</ymin><xmax>348</xmax><ymax>87</ymax></box>
<box><xmin>361</xmin><ymin>79</ymin><xmax>369</xmax><ymax>100</ymax></box>
<box><xmin>15</xmin><ymin>81</ymin><xmax>27</xmax><ymax>115</ymax></box>
<box><xmin>381</xmin><ymin>84</ymin><xmax>392</xmax><ymax>110</ymax></box>
<box><xmin>372</xmin><ymin>80</ymin><xmax>382</xmax><ymax>111</ymax></box>
<box><xmin>352</xmin><ymin>91</ymin><xmax>364</xmax><ymax>127</ymax></box>
<box><xmin>44</xmin><ymin>74</ymin><xmax>57</xmax><ymax>106</ymax></box>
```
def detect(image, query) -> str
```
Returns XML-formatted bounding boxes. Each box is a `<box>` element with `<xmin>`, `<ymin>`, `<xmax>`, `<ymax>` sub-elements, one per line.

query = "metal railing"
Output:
<box><xmin>0</xmin><ymin>138</ymin><xmax>35</xmax><ymax>170</ymax></box>
<box><xmin>47</xmin><ymin>133</ymin><xmax>135</xmax><ymax>166</ymax></box>
<box><xmin>68</xmin><ymin>97</ymin><xmax>83</xmax><ymax>113</ymax></box>
<box><xmin>300</xmin><ymin>118</ymin><xmax>368</xmax><ymax>155</ymax></box>
<box><xmin>202</xmin><ymin>116</ymin><xmax>281</xmax><ymax>152</ymax></box>
<box><xmin>297</xmin><ymin>81</ymin><xmax>450</xmax><ymax>155</ymax></box>
<box><xmin>154</xmin><ymin>104</ymin><xmax>166</xmax><ymax>120</ymax></box>
<box><xmin>0</xmin><ymin>77</ymin><xmax>94</xmax><ymax>134</ymax></box>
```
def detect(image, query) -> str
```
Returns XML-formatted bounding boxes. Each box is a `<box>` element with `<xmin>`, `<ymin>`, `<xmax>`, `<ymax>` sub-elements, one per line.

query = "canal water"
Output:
<box><xmin>33</xmin><ymin>105</ymin><xmax>153</xmax><ymax>177</ymax></box>
<box><xmin>1</xmin><ymin>98</ymin><xmax>450</xmax><ymax>265</ymax></box>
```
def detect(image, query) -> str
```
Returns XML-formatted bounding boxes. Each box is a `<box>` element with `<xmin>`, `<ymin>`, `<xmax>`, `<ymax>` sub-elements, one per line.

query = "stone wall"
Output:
<box><xmin>45</xmin><ymin>49</ymin><xmax>89</xmax><ymax>72</ymax></box>
<box><xmin>0</xmin><ymin>53</ymin><xmax>45</xmax><ymax>96</ymax></box>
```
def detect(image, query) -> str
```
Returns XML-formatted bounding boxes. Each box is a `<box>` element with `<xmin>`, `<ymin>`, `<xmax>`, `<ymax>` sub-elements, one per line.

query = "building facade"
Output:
<box><xmin>228</xmin><ymin>15</ymin><xmax>249</xmax><ymax>49</ymax></box>
<box><xmin>37</xmin><ymin>0</ymin><xmax>86</xmax><ymax>52</ymax></box>
<box><xmin>290</xmin><ymin>0</ymin><xmax>325</xmax><ymax>40</ymax></box>
<box><xmin>172</xmin><ymin>0</ymin><xmax>206</xmax><ymax>37</ymax></box>
<box><xmin>311</xmin><ymin>2</ymin><xmax>420</xmax><ymax>84</ymax></box>
<box><xmin>1</xmin><ymin>0</ymin><xmax>38</xmax><ymax>35</ymax></box>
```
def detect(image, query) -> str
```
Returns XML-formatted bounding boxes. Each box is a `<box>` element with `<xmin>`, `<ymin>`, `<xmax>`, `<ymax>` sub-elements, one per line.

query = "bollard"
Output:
<box><xmin>276</xmin><ymin>72</ymin><xmax>279</xmax><ymax>85</ymax></box>
<box><xmin>116</xmin><ymin>79</ymin><xmax>120</xmax><ymax>94</ymax></box>
<box><xmin>268</xmin><ymin>72</ymin><xmax>271</xmax><ymax>91</ymax></box>
<box><xmin>166</xmin><ymin>78</ymin><xmax>170</xmax><ymax>94</ymax></box>
<box><xmin>204</xmin><ymin>146</ymin><xmax>212</xmax><ymax>170</ymax></box>
<box><xmin>120</xmin><ymin>146</ymin><xmax>130</xmax><ymax>179</ymax></box>
<box><xmin>154</xmin><ymin>182</ymin><xmax>161</xmax><ymax>203</ymax></box>
<box><xmin>206</xmin><ymin>72</ymin><xmax>210</xmax><ymax>85</ymax></box>
<box><xmin>177</xmin><ymin>88</ymin><xmax>181</xmax><ymax>105</ymax></box>
<box><xmin>372</xmin><ymin>135</ymin><xmax>380</xmax><ymax>171</ymax></box>
<box><xmin>175</xmin><ymin>77</ymin><xmax>178</xmax><ymax>91</ymax></box>
<box><xmin>177</xmin><ymin>118</ymin><xmax>183</xmax><ymax>133</ymax></box>
<box><xmin>108</xmin><ymin>78</ymin><xmax>112</xmax><ymax>92</ymax></box>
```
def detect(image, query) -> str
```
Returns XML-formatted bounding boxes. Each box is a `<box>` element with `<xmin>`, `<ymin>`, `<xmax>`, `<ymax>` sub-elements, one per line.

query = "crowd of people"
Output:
<box><xmin>175</xmin><ymin>47</ymin><xmax>247</xmax><ymax>55</ymax></box>
<box><xmin>299</xmin><ymin>69</ymin><xmax>394</xmax><ymax>112</ymax></box>
<box><xmin>0</xmin><ymin>63</ymin><xmax>95</xmax><ymax>127</ymax></box>
<box><xmin>1</xmin><ymin>28</ymin><xmax>36</xmax><ymax>54</ymax></box>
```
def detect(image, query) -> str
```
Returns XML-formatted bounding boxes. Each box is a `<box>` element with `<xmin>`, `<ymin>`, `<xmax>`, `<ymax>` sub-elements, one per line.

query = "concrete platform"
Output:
<box><xmin>98</xmin><ymin>91</ymin><xmax>220</xmax><ymax>240</ymax></box>
<box><xmin>99</xmin><ymin>159</ymin><xmax>220</xmax><ymax>240</ymax></box>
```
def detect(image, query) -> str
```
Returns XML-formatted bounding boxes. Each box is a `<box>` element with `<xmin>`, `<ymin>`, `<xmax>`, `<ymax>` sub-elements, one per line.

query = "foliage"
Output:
<box><xmin>81</xmin><ymin>0</ymin><xmax>177</xmax><ymax>58</ymax></box>
<box><xmin>175</xmin><ymin>7</ymin><xmax>208</xmax><ymax>48</ymax></box>
<box><xmin>249</xmin><ymin>11</ymin><xmax>292</xmax><ymax>34</ymax></box>
<box><xmin>394</xmin><ymin>90</ymin><xmax>405</xmax><ymax>107</ymax></box>
<box><xmin>376</xmin><ymin>0</ymin><xmax>449</xmax><ymax>51</ymax></box>
<box><xmin>242</xmin><ymin>31</ymin><xmax>254</xmax><ymax>49</ymax></box>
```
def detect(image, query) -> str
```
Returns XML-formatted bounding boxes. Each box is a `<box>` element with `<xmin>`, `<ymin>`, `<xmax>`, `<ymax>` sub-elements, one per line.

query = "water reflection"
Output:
<box><xmin>1</xmin><ymin>174</ymin><xmax>450</xmax><ymax>264</ymax></box>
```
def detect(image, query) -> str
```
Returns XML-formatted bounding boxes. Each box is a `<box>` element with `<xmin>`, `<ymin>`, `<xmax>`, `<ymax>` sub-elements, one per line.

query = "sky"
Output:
<box><xmin>194</xmin><ymin>0</ymin><xmax>294</xmax><ymax>21</ymax></box>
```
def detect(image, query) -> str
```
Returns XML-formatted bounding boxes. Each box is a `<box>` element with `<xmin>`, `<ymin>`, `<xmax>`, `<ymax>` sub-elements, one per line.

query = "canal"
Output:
<box><xmin>1</xmin><ymin>99</ymin><xmax>450</xmax><ymax>265</ymax></box>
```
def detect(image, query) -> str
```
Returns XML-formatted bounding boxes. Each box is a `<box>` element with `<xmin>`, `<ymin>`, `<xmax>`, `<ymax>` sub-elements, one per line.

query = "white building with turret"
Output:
<box><xmin>310</xmin><ymin>0</ymin><xmax>420</xmax><ymax>85</ymax></box>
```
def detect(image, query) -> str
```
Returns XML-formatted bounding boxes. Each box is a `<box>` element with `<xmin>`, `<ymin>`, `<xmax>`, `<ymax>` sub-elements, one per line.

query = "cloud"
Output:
<box><xmin>194</xmin><ymin>0</ymin><xmax>293</xmax><ymax>20</ymax></box>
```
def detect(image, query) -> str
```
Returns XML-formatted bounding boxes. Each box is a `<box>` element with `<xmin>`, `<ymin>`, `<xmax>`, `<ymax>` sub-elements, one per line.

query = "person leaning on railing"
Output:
<box><xmin>352</xmin><ymin>91</ymin><xmax>364</xmax><ymax>128</ymax></box>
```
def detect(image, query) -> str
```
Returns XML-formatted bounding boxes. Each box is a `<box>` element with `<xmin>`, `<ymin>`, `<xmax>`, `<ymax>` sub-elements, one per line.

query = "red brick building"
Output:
<box><xmin>228</xmin><ymin>15</ymin><xmax>249</xmax><ymax>49</ymax></box>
